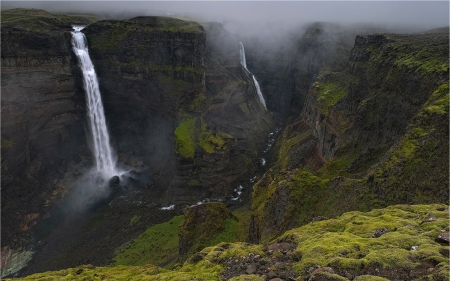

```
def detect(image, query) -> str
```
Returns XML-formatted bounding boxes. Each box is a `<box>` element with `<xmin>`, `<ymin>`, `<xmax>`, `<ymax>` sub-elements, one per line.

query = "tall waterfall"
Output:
<box><xmin>239</xmin><ymin>42</ymin><xmax>267</xmax><ymax>109</ymax></box>
<box><xmin>71</xmin><ymin>26</ymin><xmax>116</xmax><ymax>177</ymax></box>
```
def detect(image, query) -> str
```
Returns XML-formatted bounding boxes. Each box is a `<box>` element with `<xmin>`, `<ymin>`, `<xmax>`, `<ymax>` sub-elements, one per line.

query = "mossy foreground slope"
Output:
<box><xmin>9</xmin><ymin>204</ymin><xmax>449</xmax><ymax>280</ymax></box>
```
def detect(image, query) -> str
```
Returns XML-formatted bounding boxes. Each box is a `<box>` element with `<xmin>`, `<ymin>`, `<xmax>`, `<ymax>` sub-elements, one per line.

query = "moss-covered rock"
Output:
<box><xmin>178</xmin><ymin>202</ymin><xmax>239</xmax><ymax>256</ymax></box>
<box><xmin>9</xmin><ymin>205</ymin><xmax>448</xmax><ymax>281</ymax></box>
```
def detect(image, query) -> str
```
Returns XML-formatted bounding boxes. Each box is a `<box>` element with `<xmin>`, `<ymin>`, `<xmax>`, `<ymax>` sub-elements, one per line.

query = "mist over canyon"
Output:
<box><xmin>1</xmin><ymin>2</ymin><xmax>449</xmax><ymax>280</ymax></box>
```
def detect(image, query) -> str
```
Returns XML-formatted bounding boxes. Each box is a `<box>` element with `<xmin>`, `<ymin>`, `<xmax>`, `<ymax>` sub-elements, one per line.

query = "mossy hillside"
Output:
<box><xmin>174</xmin><ymin>116</ymin><xmax>233</xmax><ymax>158</ymax></box>
<box><xmin>368</xmin><ymin>82</ymin><xmax>449</xmax><ymax>204</ymax></box>
<box><xmin>316</xmin><ymin>79</ymin><xmax>348</xmax><ymax>115</ymax></box>
<box><xmin>113</xmin><ymin>205</ymin><xmax>251</xmax><ymax>269</ymax></box>
<box><xmin>178</xmin><ymin>203</ymin><xmax>240</xmax><ymax>256</ymax></box>
<box><xmin>13</xmin><ymin>205</ymin><xmax>448</xmax><ymax>281</ymax></box>
<box><xmin>113</xmin><ymin>216</ymin><xmax>183</xmax><ymax>267</ymax></box>
<box><xmin>277</xmin><ymin>204</ymin><xmax>449</xmax><ymax>280</ymax></box>
<box><xmin>369</xmin><ymin>34</ymin><xmax>449</xmax><ymax>74</ymax></box>
<box><xmin>86</xmin><ymin>17</ymin><xmax>203</xmax><ymax>53</ymax></box>
<box><xmin>1</xmin><ymin>8</ymin><xmax>97</xmax><ymax>31</ymax></box>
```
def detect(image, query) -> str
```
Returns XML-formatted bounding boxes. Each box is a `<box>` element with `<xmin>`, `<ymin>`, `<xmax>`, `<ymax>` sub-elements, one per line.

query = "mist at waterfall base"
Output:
<box><xmin>55</xmin><ymin>26</ymin><xmax>146</xmax><ymax>216</ymax></box>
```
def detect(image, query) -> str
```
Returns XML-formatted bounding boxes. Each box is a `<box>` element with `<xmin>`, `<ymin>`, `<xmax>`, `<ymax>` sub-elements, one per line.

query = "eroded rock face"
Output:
<box><xmin>178</xmin><ymin>202</ymin><xmax>238</xmax><ymax>256</ymax></box>
<box><xmin>83</xmin><ymin>18</ymin><xmax>273</xmax><ymax>204</ymax></box>
<box><xmin>1</xmin><ymin>11</ymin><xmax>92</xmax><ymax>264</ymax></box>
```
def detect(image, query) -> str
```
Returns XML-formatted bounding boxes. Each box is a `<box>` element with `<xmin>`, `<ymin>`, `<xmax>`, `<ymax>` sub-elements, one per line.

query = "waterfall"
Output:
<box><xmin>71</xmin><ymin>26</ymin><xmax>116</xmax><ymax>178</ymax></box>
<box><xmin>252</xmin><ymin>75</ymin><xmax>267</xmax><ymax>109</ymax></box>
<box><xmin>239</xmin><ymin>42</ymin><xmax>267</xmax><ymax>109</ymax></box>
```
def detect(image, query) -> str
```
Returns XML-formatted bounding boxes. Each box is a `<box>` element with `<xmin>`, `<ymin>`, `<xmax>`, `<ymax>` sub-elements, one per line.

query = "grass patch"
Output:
<box><xmin>130</xmin><ymin>215</ymin><xmax>141</xmax><ymax>226</ymax></box>
<box><xmin>317</xmin><ymin>81</ymin><xmax>347</xmax><ymax>114</ymax></box>
<box><xmin>113</xmin><ymin>215</ymin><xmax>183</xmax><ymax>267</ymax></box>
<box><xmin>174</xmin><ymin>118</ymin><xmax>197</xmax><ymax>158</ymax></box>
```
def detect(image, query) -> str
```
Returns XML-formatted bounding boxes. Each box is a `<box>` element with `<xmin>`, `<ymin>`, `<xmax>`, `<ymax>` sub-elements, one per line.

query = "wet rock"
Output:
<box><xmin>108</xmin><ymin>176</ymin><xmax>120</xmax><ymax>187</ymax></box>
<box><xmin>372</xmin><ymin>228</ymin><xmax>389</xmax><ymax>238</ymax></box>
<box><xmin>435</xmin><ymin>232</ymin><xmax>449</xmax><ymax>244</ymax></box>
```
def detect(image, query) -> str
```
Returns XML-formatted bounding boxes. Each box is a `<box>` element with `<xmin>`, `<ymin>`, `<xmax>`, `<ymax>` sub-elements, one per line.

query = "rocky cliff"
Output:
<box><xmin>1</xmin><ymin>9</ymin><xmax>97</xmax><ymax>276</ymax></box>
<box><xmin>250</xmin><ymin>27</ymin><xmax>449</xmax><ymax>243</ymax></box>
<box><xmin>83</xmin><ymin>17</ymin><xmax>272</xmax><ymax>203</ymax></box>
<box><xmin>1</xmin><ymin>10</ymin><xmax>272</xmax><ymax>276</ymax></box>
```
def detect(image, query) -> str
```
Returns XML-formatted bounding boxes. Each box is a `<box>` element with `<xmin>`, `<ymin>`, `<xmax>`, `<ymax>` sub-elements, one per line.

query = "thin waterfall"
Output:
<box><xmin>71</xmin><ymin>26</ymin><xmax>116</xmax><ymax>177</ymax></box>
<box><xmin>239</xmin><ymin>42</ymin><xmax>267</xmax><ymax>109</ymax></box>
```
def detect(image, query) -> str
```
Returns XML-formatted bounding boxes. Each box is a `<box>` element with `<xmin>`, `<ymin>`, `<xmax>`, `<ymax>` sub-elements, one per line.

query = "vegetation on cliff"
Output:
<box><xmin>8</xmin><ymin>204</ymin><xmax>449</xmax><ymax>281</ymax></box>
<box><xmin>1</xmin><ymin>8</ymin><xmax>97</xmax><ymax>30</ymax></box>
<box><xmin>249</xmin><ymin>28</ymin><xmax>449</xmax><ymax>243</ymax></box>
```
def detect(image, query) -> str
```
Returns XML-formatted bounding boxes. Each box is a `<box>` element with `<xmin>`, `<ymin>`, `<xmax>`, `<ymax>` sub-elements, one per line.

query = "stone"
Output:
<box><xmin>372</xmin><ymin>228</ymin><xmax>389</xmax><ymax>238</ymax></box>
<box><xmin>312</xmin><ymin>267</ymin><xmax>335</xmax><ymax>275</ymax></box>
<box><xmin>410</xmin><ymin>245</ymin><xmax>419</xmax><ymax>251</ymax></box>
<box><xmin>246</xmin><ymin>264</ymin><xmax>257</xmax><ymax>274</ymax></box>
<box><xmin>268</xmin><ymin>270</ymin><xmax>277</xmax><ymax>278</ymax></box>
<box><xmin>436</xmin><ymin>232</ymin><xmax>449</xmax><ymax>244</ymax></box>
<box><xmin>311</xmin><ymin>216</ymin><xmax>329</xmax><ymax>222</ymax></box>
<box><xmin>269</xmin><ymin>278</ymin><xmax>283</xmax><ymax>281</ymax></box>
<box><xmin>274</xmin><ymin>262</ymin><xmax>285</xmax><ymax>270</ymax></box>
<box><xmin>108</xmin><ymin>176</ymin><xmax>120</xmax><ymax>187</ymax></box>
<box><xmin>267</xmin><ymin>242</ymin><xmax>296</xmax><ymax>253</ymax></box>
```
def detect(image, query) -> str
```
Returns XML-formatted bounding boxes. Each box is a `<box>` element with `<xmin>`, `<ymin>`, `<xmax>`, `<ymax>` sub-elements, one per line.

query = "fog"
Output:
<box><xmin>2</xmin><ymin>1</ymin><xmax>449</xmax><ymax>34</ymax></box>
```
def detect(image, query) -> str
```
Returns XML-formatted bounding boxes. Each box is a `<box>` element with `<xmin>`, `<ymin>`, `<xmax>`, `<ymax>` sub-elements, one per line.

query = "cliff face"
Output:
<box><xmin>250</xmin><ymin>28</ymin><xmax>449</xmax><ymax>243</ymax></box>
<box><xmin>2</xmin><ymin>11</ymin><xmax>273</xmax><ymax>276</ymax></box>
<box><xmin>83</xmin><ymin>18</ymin><xmax>272</xmax><ymax>203</ymax></box>
<box><xmin>1</xmin><ymin>10</ymin><xmax>98</xmax><ymax>269</ymax></box>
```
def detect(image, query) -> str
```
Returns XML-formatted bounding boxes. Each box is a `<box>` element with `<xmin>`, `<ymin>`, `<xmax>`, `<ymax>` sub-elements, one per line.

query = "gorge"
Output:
<box><xmin>1</xmin><ymin>4</ymin><xmax>449</xmax><ymax>281</ymax></box>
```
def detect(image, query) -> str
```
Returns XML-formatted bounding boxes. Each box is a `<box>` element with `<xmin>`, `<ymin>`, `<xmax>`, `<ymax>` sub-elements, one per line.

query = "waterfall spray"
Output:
<box><xmin>71</xmin><ymin>26</ymin><xmax>117</xmax><ymax>178</ymax></box>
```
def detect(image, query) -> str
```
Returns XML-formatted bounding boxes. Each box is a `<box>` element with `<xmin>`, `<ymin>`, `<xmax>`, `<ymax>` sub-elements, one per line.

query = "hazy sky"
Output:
<box><xmin>2</xmin><ymin>1</ymin><xmax>449</xmax><ymax>31</ymax></box>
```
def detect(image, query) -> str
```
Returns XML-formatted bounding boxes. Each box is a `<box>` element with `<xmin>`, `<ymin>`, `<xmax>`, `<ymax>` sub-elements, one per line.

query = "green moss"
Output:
<box><xmin>204</xmin><ymin>218</ymin><xmax>240</xmax><ymax>247</ymax></box>
<box><xmin>313</xmin><ymin>272</ymin><xmax>350</xmax><ymax>281</ymax></box>
<box><xmin>353</xmin><ymin>275</ymin><xmax>390</xmax><ymax>281</ymax></box>
<box><xmin>130</xmin><ymin>215</ymin><xmax>141</xmax><ymax>226</ymax></box>
<box><xmin>174</xmin><ymin>118</ymin><xmax>197</xmax><ymax>158</ymax></box>
<box><xmin>113</xmin><ymin>216</ymin><xmax>183</xmax><ymax>267</ymax></box>
<box><xmin>317</xmin><ymin>81</ymin><xmax>347</xmax><ymax>114</ymax></box>
<box><xmin>189</xmin><ymin>179</ymin><xmax>199</xmax><ymax>186</ymax></box>
<box><xmin>189</xmin><ymin>93</ymin><xmax>207</xmax><ymax>112</ymax></box>
<box><xmin>229</xmin><ymin>275</ymin><xmax>265</xmax><ymax>281</ymax></box>
<box><xmin>280</xmin><ymin>204</ymin><xmax>449</xmax><ymax>277</ymax></box>
<box><xmin>179</xmin><ymin>203</ymin><xmax>240</xmax><ymax>256</ymax></box>
<box><xmin>1</xmin><ymin>8</ymin><xmax>97</xmax><ymax>30</ymax></box>
<box><xmin>317</xmin><ymin>144</ymin><xmax>360</xmax><ymax>178</ymax></box>
<box><xmin>277</xmin><ymin>131</ymin><xmax>311</xmax><ymax>170</ymax></box>
<box><xmin>88</xmin><ymin>17</ymin><xmax>203</xmax><ymax>53</ymax></box>
<box><xmin>198</xmin><ymin>118</ymin><xmax>232</xmax><ymax>154</ymax></box>
<box><xmin>10</xmin><ymin>205</ymin><xmax>448</xmax><ymax>281</ymax></box>
<box><xmin>394</xmin><ymin>45</ymin><xmax>449</xmax><ymax>73</ymax></box>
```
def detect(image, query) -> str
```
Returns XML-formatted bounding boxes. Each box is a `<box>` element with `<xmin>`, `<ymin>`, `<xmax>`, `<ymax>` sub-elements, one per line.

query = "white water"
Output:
<box><xmin>252</xmin><ymin>76</ymin><xmax>267</xmax><ymax>109</ymax></box>
<box><xmin>239</xmin><ymin>42</ymin><xmax>267</xmax><ymax>109</ymax></box>
<box><xmin>71</xmin><ymin>26</ymin><xmax>117</xmax><ymax>178</ymax></box>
